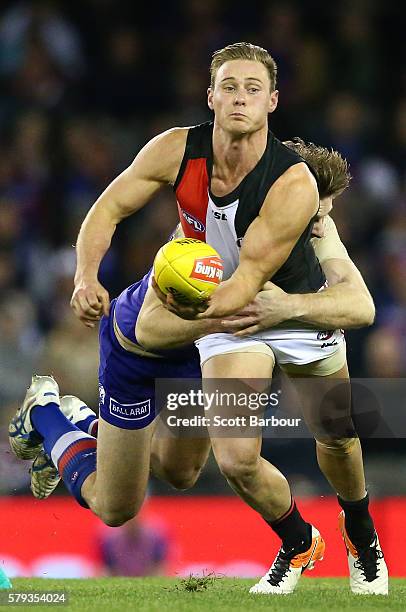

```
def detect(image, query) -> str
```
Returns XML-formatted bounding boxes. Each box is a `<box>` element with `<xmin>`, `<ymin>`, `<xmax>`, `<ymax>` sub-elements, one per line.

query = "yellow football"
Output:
<box><xmin>153</xmin><ymin>238</ymin><xmax>224</xmax><ymax>304</ymax></box>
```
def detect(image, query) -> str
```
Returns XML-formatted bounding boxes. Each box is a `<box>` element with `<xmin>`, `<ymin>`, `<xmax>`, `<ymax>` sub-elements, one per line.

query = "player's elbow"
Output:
<box><xmin>363</xmin><ymin>297</ymin><xmax>376</xmax><ymax>326</ymax></box>
<box><xmin>353</xmin><ymin>294</ymin><xmax>376</xmax><ymax>327</ymax></box>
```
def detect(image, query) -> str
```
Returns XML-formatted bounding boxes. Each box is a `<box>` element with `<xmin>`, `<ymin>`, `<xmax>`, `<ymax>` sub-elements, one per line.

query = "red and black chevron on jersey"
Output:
<box><xmin>174</xmin><ymin>122</ymin><xmax>325</xmax><ymax>294</ymax></box>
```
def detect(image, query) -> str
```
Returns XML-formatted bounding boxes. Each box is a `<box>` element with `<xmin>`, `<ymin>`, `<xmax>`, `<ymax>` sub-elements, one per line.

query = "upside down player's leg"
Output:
<box><xmin>9</xmin><ymin>374</ymin><xmax>154</xmax><ymax>526</ymax></box>
<box><xmin>29</xmin><ymin>391</ymin><xmax>152</xmax><ymax>519</ymax></box>
<box><xmin>81</xmin><ymin>417</ymin><xmax>153</xmax><ymax>526</ymax></box>
<box><xmin>30</xmin><ymin>395</ymin><xmax>98</xmax><ymax>500</ymax></box>
<box><xmin>9</xmin><ymin>375</ymin><xmax>98</xmax><ymax>506</ymax></box>
<box><xmin>195</xmin><ymin>336</ymin><xmax>325</xmax><ymax>595</ymax></box>
<box><xmin>10</xmin><ymin>295</ymin><xmax>163</xmax><ymax>526</ymax></box>
<box><xmin>34</xmin><ymin>393</ymin><xmax>211</xmax><ymax>497</ymax></box>
<box><xmin>26</xmin><ymin>294</ymin><xmax>207</xmax><ymax>520</ymax></box>
<box><xmin>72</xmin><ymin>297</ymin><xmax>165</xmax><ymax>524</ymax></box>
<box><xmin>70</xmin><ymin>418</ymin><xmax>212</xmax><ymax>496</ymax></box>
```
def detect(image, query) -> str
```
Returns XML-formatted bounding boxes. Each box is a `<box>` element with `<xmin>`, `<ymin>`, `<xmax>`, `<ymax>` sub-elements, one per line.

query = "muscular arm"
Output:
<box><xmin>136</xmin><ymin>285</ymin><xmax>222</xmax><ymax>350</ymax></box>
<box><xmin>290</xmin><ymin>215</ymin><xmax>375</xmax><ymax>328</ymax></box>
<box><xmin>201</xmin><ymin>163</ymin><xmax>319</xmax><ymax>318</ymax></box>
<box><xmin>290</xmin><ymin>216</ymin><xmax>375</xmax><ymax>329</ymax></box>
<box><xmin>222</xmin><ymin>216</ymin><xmax>375</xmax><ymax>335</ymax></box>
<box><xmin>286</xmin><ymin>258</ymin><xmax>375</xmax><ymax>328</ymax></box>
<box><xmin>71</xmin><ymin>128</ymin><xmax>188</xmax><ymax>326</ymax></box>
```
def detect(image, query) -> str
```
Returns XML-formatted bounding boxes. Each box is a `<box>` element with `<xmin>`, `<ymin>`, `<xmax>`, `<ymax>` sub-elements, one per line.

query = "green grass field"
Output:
<box><xmin>1</xmin><ymin>577</ymin><xmax>405</xmax><ymax>611</ymax></box>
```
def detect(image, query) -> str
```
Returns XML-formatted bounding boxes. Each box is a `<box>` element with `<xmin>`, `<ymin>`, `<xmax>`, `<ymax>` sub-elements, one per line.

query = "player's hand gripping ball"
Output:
<box><xmin>153</xmin><ymin>239</ymin><xmax>224</xmax><ymax>304</ymax></box>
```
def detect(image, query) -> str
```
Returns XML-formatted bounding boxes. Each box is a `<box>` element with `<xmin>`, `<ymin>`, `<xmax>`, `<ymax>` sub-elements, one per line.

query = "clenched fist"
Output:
<box><xmin>70</xmin><ymin>278</ymin><xmax>110</xmax><ymax>328</ymax></box>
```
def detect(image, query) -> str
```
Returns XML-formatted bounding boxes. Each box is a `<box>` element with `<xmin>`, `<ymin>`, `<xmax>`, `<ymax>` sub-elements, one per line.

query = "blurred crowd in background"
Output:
<box><xmin>0</xmin><ymin>0</ymin><xmax>405</xmax><ymax>496</ymax></box>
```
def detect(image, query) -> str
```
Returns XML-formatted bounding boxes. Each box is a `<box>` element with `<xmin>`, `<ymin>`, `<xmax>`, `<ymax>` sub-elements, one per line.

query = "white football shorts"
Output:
<box><xmin>195</xmin><ymin>328</ymin><xmax>346</xmax><ymax>376</ymax></box>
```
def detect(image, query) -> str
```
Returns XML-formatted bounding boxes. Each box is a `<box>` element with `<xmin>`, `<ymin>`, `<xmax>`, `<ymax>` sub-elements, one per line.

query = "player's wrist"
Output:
<box><xmin>74</xmin><ymin>267</ymin><xmax>99</xmax><ymax>286</ymax></box>
<box><xmin>231</xmin><ymin>271</ymin><xmax>260</xmax><ymax>303</ymax></box>
<box><xmin>204</xmin><ymin>318</ymin><xmax>223</xmax><ymax>334</ymax></box>
<box><xmin>286</xmin><ymin>294</ymin><xmax>307</xmax><ymax>320</ymax></box>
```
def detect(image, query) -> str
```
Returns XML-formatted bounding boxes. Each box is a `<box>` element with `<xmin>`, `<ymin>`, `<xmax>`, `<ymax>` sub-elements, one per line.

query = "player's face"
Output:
<box><xmin>312</xmin><ymin>196</ymin><xmax>333</xmax><ymax>238</ymax></box>
<box><xmin>207</xmin><ymin>60</ymin><xmax>278</xmax><ymax>134</ymax></box>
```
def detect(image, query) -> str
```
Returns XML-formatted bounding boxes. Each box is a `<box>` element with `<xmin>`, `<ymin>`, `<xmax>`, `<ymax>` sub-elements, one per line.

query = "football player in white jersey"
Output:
<box><xmin>160</xmin><ymin>140</ymin><xmax>387</xmax><ymax>596</ymax></box>
<box><xmin>12</xmin><ymin>136</ymin><xmax>387</xmax><ymax>596</ymax></box>
<box><xmin>10</xmin><ymin>40</ymin><xmax>387</xmax><ymax>596</ymax></box>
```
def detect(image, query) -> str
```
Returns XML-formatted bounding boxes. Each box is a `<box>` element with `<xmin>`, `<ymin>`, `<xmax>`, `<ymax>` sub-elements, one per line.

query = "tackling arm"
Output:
<box><xmin>285</xmin><ymin>259</ymin><xmax>375</xmax><ymax>328</ymax></box>
<box><xmin>136</xmin><ymin>285</ymin><xmax>222</xmax><ymax>350</ymax></box>
<box><xmin>222</xmin><ymin>216</ymin><xmax>375</xmax><ymax>335</ymax></box>
<box><xmin>290</xmin><ymin>215</ymin><xmax>375</xmax><ymax>328</ymax></box>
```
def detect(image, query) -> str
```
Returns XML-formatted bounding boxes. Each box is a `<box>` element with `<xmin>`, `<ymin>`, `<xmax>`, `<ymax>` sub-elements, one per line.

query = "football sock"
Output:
<box><xmin>73</xmin><ymin>415</ymin><xmax>98</xmax><ymax>437</ymax></box>
<box><xmin>31</xmin><ymin>403</ymin><xmax>96</xmax><ymax>508</ymax></box>
<box><xmin>338</xmin><ymin>492</ymin><xmax>375</xmax><ymax>548</ymax></box>
<box><xmin>266</xmin><ymin>498</ymin><xmax>312</xmax><ymax>553</ymax></box>
<box><xmin>76</xmin><ymin>415</ymin><xmax>98</xmax><ymax>437</ymax></box>
<box><xmin>51</xmin><ymin>434</ymin><xmax>97</xmax><ymax>508</ymax></box>
<box><xmin>31</xmin><ymin>403</ymin><xmax>82</xmax><ymax>456</ymax></box>
<box><xmin>90</xmin><ymin>419</ymin><xmax>98</xmax><ymax>437</ymax></box>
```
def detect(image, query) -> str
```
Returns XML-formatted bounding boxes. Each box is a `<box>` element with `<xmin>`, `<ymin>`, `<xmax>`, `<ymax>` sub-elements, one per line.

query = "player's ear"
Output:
<box><xmin>269</xmin><ymin>89</ymin><xmax>279</xmax><ymax>113</ymax></box>
<box><xmin>207</xmin><ymin>87</ymin><xmax>214</xmax><ymax>110</ymax></box>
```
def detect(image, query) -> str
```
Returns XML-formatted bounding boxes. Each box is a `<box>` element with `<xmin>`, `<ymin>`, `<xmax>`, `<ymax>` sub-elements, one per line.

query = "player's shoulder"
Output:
<box><xmin>271</xmin><ymin>135</ymin><xmax>317</xmax><ymax>188</ymax></box>
<box><xmin>149</xmin><ymin>126</ymin><xmax>190</xmax><ymax>152</ymax></box>
<box><xmin>150</xmin><ymin>122</ymin><xmax>213</xmax><ymax>185</ymax></box>
<box><xmin>149</xmin><ymin>121</ymin><xmax>212</xmax><ymax>154</ymax></box>
<box><xmin>269</xmin><ymin>161</ymin><xmax>317</xmax><ymax>201</ymax></box>
<box><xmin>137</xmin><ymin>127</ymin><xmax>191</xmax><ymax>184</ymax></box>
<box><xmin>280</xmin><ymin>161</ymin><xmax>317</xmax><ymax>186</ymax></box>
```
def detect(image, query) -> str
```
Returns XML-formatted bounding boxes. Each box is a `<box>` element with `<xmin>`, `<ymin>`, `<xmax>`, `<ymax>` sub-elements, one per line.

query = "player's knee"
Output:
<box><xmin>165</xmin><ymin>466</ymin><xmax>201</xmax><ymax>490</ymax></box>
<box><xmin>96</xmin><ymin>504</ymin><xmax>138</xmax><ymax>527</ymax></box>
<box><xmin>216</xmin><ymin>453</ymin><xmax>258</xmax><ymax>485</ymax></box>
<box><xmin>316</xmin><ymin>436</ymin><xmax>358</xmax><ymax>456</ymax></box>
<box><xmin>99</xmin><ymin>509</ymin><xmax>137</xmax><ymax>527</ymax></box>
<box><xmin>153</xmin><ymin>456</ymin><xmax>202</xmax><ymax>489</ymax></box>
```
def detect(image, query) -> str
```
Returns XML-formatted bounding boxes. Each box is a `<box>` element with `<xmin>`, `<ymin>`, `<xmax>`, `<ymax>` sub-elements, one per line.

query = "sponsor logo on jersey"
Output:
<box><xmin>212</xmin><ymin>210</ymin><xmax>227</xmax><ymax>220</ymax></box>
<box><xmin>181</xmin><ymin>209</ymin><xmax>205</xmax><ymax>232</ymax></box>
<box><xmin>190</xmin><ymin>256</ymin><xmax>223</xmax><ymax>284</ymax></box>
<box><xmin>317</xmin><ymin>330</ymin><xmax>335</xmax><ymax>341</ymax></box>
<box><xmin>109</xmin><ymin>397</ymin><xmax>151</xmax><ymax>420</ymax></box>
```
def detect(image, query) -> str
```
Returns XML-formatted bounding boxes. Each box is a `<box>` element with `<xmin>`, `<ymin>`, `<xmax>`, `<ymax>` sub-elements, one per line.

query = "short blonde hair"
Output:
<box><xmin>284</xmin><ymin>138</ymin><xmax>351</xmax><ymax>198</ymax></box>
<box><xmin>210</xmin><ymin>42</ymin><xmax>277</xmax><ymax>91</ymax></box>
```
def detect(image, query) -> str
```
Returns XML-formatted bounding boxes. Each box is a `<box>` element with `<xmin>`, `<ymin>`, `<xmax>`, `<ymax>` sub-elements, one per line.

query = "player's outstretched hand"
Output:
<box><xmin>220</xmin><ymin>282</ymin><xmax>292</xmax><ymax>335</ymax></box>
<box><xmin>70</xmin><ymin>278</ymin><xmax>110</xmax><ymax>328</ymax></box>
